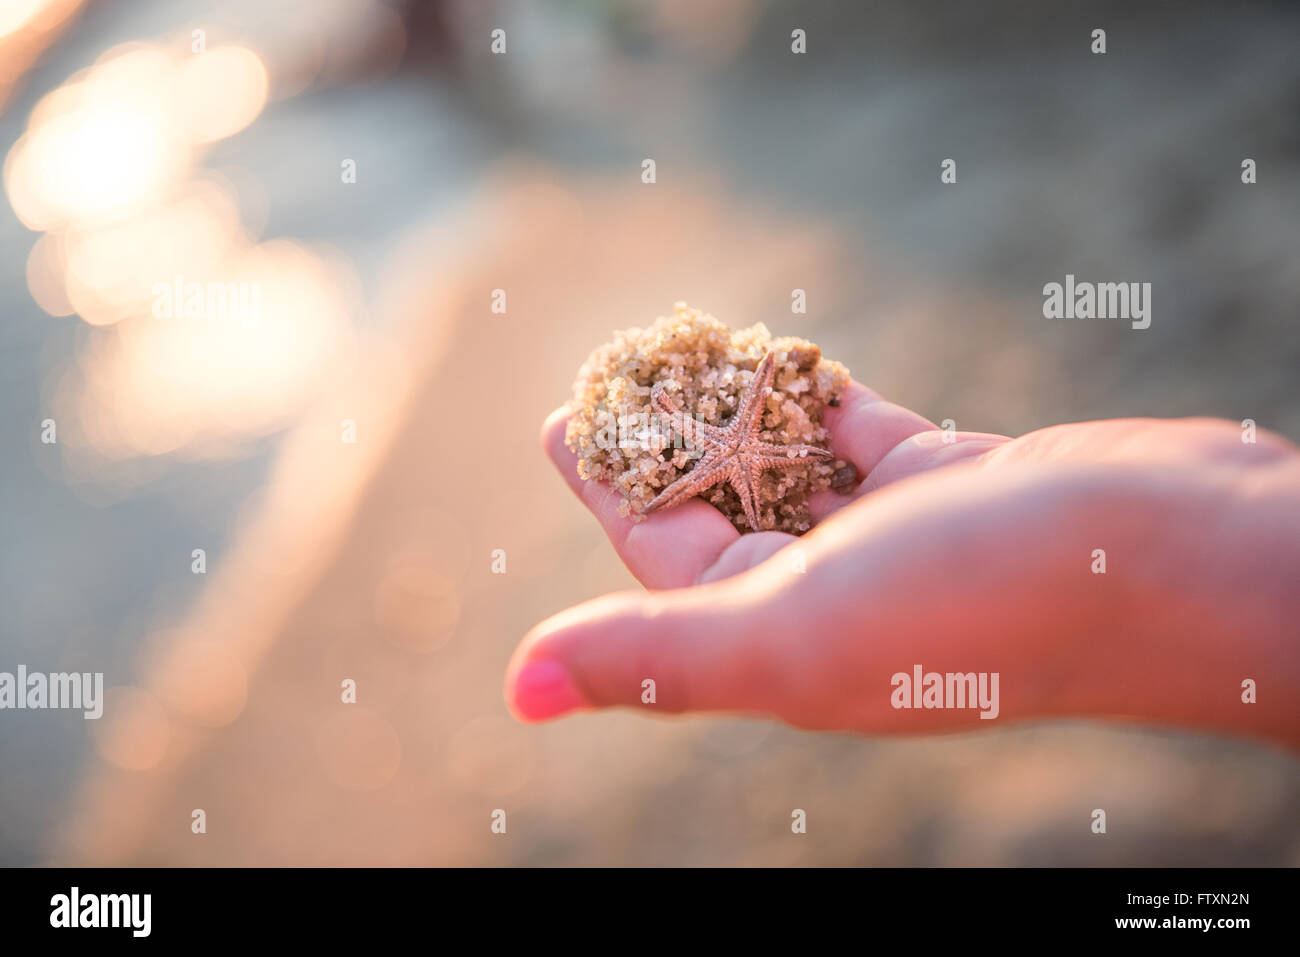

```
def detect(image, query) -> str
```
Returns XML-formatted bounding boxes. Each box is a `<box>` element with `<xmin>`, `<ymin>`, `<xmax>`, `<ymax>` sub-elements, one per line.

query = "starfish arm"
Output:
<box><xmin>754</xmin><ymin>457</ymin><xmax>814</xmax><ymax>473</ymax></box>
<box><xmin>729</xmin><ymin>460</ymin><xmax>763</xmax><ymax>531</ymax></box>
<box><xmin>730</xmin><ymin>351</ymin><xmax>777</xmax><ymax>437</ymax></box>
<box><xmin>681</xmin><ymin>417</ymin><xmax>728</xmax><ymax>449</ymax></box>
<box><xmin>643</xmin><ymin>454</ymin><xmax>731</xmax><ymax>514</ymax></box>
<box><xmin>749</xmin><ymin>441</ymin><xmax>834</xmax><ymax>460</ymax></box>
<box><xmin>750</xmin><ymin>454</ymin><xmax>832</xmax><ymax>473</ymax></box>
<box><xmin>650</xmin><ymin>384</ymin><xmax>681</xmax><ymax>417</ymax></box>
<box><xmin>652</xmin><ymin>385</ymin><xmax>727</xmax><ymax>451</ymax></box>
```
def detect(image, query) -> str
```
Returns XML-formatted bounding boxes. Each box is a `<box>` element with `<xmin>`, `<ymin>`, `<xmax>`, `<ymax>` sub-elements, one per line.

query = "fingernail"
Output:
<box><xmin>510</xmin><ymin>660</ymin><xmax>587</xmax><ymax>722</ymax></box>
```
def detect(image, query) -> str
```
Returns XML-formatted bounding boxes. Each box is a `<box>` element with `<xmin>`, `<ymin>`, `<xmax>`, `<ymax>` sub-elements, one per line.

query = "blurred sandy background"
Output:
<box><xmin>2</xmin><ymin>0</ymin><xmax>1298</xmax><ymax>865</ymax></box>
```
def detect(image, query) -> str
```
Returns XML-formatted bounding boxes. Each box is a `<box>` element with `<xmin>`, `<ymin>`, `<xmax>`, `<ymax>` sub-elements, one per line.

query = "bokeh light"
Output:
<box><xmin>0</xmin><ymin>0</ymin><xmax>52</xmax><ymax>39</ymax></box>
<box><xmin>5</xmin><ymin>39</ymin><xmax>357</xmax><ymax>468</ymax></box>
<box><xmin>91</xmin><ymin>687</ymin><xmax>172</xmax><ymax>772</ymax></box>
<box><xmin>6</xmin><ymin>47</ymin><xmax>188</xmax><ymax>229</ymax></box>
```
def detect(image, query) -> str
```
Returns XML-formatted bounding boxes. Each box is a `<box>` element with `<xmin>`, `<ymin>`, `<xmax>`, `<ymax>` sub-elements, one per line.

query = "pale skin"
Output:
<box><xmin>505</xmin><ymin>377</ymin><xmax>1300</xmax><ymax>750</ymax></box>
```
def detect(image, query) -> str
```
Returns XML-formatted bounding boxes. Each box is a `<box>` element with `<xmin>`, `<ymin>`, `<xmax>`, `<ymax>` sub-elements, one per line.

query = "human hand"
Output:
<box><xmin>506</xmin><ymin>378</ymin><xmax>1300</xmax><ymax>747</ymax></box>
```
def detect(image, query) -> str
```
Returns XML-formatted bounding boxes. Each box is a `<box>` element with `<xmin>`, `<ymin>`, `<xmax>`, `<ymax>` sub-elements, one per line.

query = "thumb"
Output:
<box><xmin>505</xmin><ymin>579</ymin><xmax>791</xmax><ymax>722</ymax></box>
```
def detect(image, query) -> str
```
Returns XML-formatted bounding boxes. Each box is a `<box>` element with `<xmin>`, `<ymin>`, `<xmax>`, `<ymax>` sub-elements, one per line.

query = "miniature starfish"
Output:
<box><xmin>645</xmin><ymin>350</ymin><xmax>833</xmax><ymax>531</ymax></box>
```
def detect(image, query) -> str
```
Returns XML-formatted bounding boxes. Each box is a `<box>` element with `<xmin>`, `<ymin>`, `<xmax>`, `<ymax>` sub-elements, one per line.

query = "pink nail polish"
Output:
<box><xmin>511</xmin><ymin>660</ymin><xmax>587</xmax><ymax>721</ymax></box>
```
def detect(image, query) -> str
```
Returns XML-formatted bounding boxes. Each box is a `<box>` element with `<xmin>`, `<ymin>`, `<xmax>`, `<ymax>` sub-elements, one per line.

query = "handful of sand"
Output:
<box><xmin>564</xmin><ymin>303</ymin><xmax>855</xmax><ymax>534</ymax></box>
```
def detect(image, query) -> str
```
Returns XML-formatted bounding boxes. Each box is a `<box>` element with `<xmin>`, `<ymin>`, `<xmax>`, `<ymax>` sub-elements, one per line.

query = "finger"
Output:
<box><xmin>504</xmin><ymin>578</ymin><xmax>792</xmax><ymax>722</ymax></box>
<box><xmin>807</xmin><ymin>487</ymin><xmax>854</xmax><ymax>523</ymax></box>
<box><xmin>696</xmin><ymin>531</ymin><xmax>798</xmax><ymax>584</ymax></box>
<box><xmin>541</xmin><ymin>407</ymin><xmax>739</xmax><ymax>589</ymax></box>
<box><xmin>808</xmin><ymin>380</ymin><xmax>1011</xmax><ymax>521</ymax></box>
<box><xmin>859</xmin><ymin>430</ymin><xmax>1011</xmax><ymax>493</ymax></box>
<box><xmin>809</xmin><ymin>431</ymin><xmax>1012</xmax><ymax>522</ymax></box>
<box><xmin>822</xmin><ymin>381</ymin><xmax>937</xmax><ymax>479</ymax></box>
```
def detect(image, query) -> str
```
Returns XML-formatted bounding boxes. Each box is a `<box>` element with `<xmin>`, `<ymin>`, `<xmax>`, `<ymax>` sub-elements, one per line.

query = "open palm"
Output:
<box><xmin>507</xmin><ymin>378</ymin><xmax>1300</xmax><ymax>748</ymax></box>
